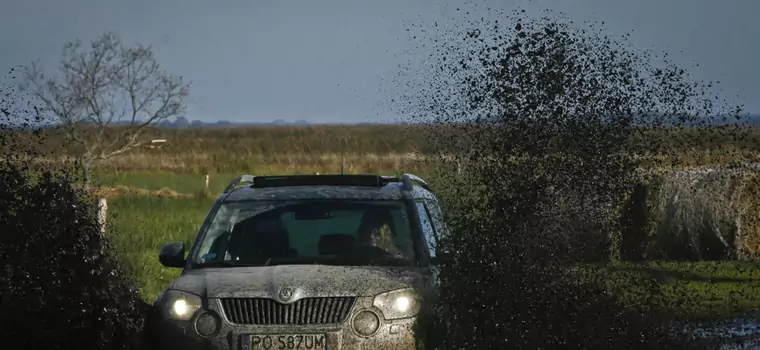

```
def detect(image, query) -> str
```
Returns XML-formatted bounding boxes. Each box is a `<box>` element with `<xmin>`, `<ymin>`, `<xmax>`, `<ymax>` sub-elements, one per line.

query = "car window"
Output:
<box><xmin>193</xmin><ymin>199</ymin><xmax>417</xmax><ymax>266</ymax></box>
<box><xmin>280</xmin><ymin>210</ymin><xmax>361</xmax><ymax>256</ymax></box>
<box><xmin>415</xmin><ymin>201</ymin><xmax>437</xmax><ymax>258</ymax></box>
<box><xmin>194</xmin><ymin>202</ymin><xmax>284</xmax><ymax>261</ymax></box>
<box><xmin>424</xmin><ymin>198</ymin><xmax>448</xmax><ymax>240</ymax></box>
<box><xmin>282</xmin><ymin>208</ymin><xmax>414</xmax><ymax>257</ymax></box>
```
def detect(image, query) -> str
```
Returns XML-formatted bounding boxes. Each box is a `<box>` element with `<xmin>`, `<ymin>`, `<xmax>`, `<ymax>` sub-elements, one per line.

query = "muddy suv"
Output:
<box><xmin>147</xmin><ymin>173</ymin><xmax>447</xmax><ymax>350</ymax></box>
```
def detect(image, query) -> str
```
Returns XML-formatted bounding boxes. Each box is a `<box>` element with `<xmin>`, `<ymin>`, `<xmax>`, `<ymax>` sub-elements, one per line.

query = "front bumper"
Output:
<box><xmin>149</xmin><ymin>296</ymin><xmax>417</xmax><ymax>350</ymax></box>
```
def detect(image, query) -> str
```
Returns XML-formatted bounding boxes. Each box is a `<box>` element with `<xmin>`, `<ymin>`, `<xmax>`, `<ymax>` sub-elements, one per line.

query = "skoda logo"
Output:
<box><xmin>279</xmin><ymin>287</ymin><xmax>294</xmax><ymax>302</ymax></box>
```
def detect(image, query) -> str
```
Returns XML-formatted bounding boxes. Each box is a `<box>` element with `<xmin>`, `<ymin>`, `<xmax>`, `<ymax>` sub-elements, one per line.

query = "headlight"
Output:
<box><xmin>372</xmin><ymin>288</ymin><xmax>421</xmax><ymax>320</ymax></box>
<box><xmin>162</xmin><ymin>290</ymin><xmax>202</xmax><ymax>321</ymax></box>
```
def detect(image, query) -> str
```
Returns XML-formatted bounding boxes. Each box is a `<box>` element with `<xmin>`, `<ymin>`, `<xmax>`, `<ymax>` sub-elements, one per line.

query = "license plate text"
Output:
<box><xmin>243</xmin><ymin>334</ymin><xmax>326</xmax><ymax>350</ymax></box>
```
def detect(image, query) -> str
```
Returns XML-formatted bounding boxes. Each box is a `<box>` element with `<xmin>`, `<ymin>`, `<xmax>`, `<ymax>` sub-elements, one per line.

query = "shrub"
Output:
<box><xmin>0</xmin><ymin>165</ymin><xmax>147</xmax><ymax>350</ymax></box>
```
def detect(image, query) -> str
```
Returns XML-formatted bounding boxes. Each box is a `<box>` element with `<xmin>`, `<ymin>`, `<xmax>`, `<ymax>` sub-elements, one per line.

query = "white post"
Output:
<box><xmin>97</xmin><ymin>198</ymin><xmax>108</xmax><ymax>235</ymax></box>
<box><xmin>204</xmin><ymin>174</ymin><xmax>210</xmax><ymax>192</ymax></box>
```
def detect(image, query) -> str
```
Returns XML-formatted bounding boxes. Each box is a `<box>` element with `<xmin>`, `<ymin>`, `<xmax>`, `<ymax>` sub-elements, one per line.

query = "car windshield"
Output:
<box><xmin>191</xmin><ymin>199</ymin><xmax>417</xmax><ymax>267</ymax></box>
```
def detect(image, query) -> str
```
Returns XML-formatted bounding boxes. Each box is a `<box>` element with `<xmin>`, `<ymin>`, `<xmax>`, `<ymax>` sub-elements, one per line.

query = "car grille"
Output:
<box><xmin>220</xmin><ymin>297</ymin><xmax>356</xmax><ymax>325</ymax></box>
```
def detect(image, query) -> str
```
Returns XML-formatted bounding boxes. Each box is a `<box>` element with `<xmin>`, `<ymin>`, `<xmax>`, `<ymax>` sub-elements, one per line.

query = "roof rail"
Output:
<box><xmin>223</xmin><ymin>174</ymin><xmax>256</xmax><ymax>193</ymax></box>
<box><xmin>401</xmin><ymin>173</ymin><xmax>432</xmax><ymax>192</ymax></box>
<box><xmin>252</xmin><ymin>174</ymin><xmax>394</xmax><ymax>188</ymax></box>
<box><xmin>223</xmin><ymin>173</ymin><xmax>427</xmax><ymax>193</ymax></box>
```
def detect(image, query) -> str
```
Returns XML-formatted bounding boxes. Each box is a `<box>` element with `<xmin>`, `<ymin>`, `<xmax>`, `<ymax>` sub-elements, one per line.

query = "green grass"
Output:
<box><xmin>107</xmin><ymin>195</ymin><xmax>214</xmax><ymax>301</ymax></box>
<box><xmin>92</xmin><ymin>169</ymin><xmax>441</xmax><ymax>197</ymax></box>
<box><xmin>94</xmin><ymin>171</ymin><xmax>238</xmax><ymax>195</ymax></box>
<box><xmin>584</xmin><ymin>261</ymin><xmax>760</xmax><ymax>320</ymax></box>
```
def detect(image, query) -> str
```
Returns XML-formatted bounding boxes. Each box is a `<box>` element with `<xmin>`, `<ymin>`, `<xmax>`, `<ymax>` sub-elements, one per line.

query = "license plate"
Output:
<box><xmin>241</xmin><ymin>334</ymin><xmax>327</xmax><ymax>350</ymax></box>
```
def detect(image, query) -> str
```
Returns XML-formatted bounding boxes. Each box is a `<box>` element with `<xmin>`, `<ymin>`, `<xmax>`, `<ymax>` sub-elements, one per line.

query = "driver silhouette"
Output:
<box><xmin>355</xmin><ymin>209</ymin><xmax>400</xmax><ymax>256</ymax></box>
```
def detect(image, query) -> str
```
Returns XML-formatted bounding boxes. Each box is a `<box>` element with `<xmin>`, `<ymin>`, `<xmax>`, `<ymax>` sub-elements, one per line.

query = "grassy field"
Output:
<box><xmin>69</xmin><ymin>124</ymin><xmax>760</xmax><ymax>320</ymax></box>
<box><xmin>101</xmin><ymin>176</ymin><xmax>760</xmax><ymax>321</ymax></box>
<box><xmin>8</xmin><ymin>123</ymin><xmax>760</xmax><ymax>174</ymax></box>
<box><xmin>107</xmin><ymin>196</ymin><xmax>213</xmax><ymax>300</ymax></box>
<box><xmin>583</xmin><ymin>261</ymin><xmax>760</xmax><ymax>320</ymax></box>
<box><xmin>105</xmin><ymin>191</ymin><xmax>760</xmax><ymax>321</ymax></box>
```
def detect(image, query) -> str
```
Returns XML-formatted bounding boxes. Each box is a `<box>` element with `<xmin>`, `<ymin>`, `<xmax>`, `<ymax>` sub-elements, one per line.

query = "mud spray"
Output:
<box><xmin>390</xmin><ymin>6</ymin><xmax>755</xmax><ymax>350</ymax></box>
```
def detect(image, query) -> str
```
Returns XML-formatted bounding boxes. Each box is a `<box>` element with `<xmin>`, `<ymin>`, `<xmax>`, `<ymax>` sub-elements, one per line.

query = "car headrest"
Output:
<box><xmin>229</xmin><ymin>216</ymin><xmax>291</xmax><ymax>259</ymax></box>
<box><xmin>318</xmin><ymin>234</ymin><xmax>356</xmax><ymax>255</ymax></box>
<box><xmin>254</xmin><ymin>217</ymin><xmax>287</xmax><ymax>233</ymax></box>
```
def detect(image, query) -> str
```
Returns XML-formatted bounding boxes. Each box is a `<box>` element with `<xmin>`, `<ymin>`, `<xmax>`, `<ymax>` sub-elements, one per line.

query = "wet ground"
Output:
<box><xmin>678</xmin><ymin>313</ymin><xmax>760</xmax><ymax>348</ymax></box>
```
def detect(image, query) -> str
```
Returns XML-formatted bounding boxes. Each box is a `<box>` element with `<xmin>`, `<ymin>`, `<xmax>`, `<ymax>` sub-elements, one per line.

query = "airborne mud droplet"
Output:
<box><xmin>391</xmin><ymin>7</ymin><xmax>754</xmax><ymax>350</ymax></box>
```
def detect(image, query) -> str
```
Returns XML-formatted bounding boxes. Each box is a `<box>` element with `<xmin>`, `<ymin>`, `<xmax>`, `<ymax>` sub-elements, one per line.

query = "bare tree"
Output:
<box><xmin>22</xmin><ymin>32</ymin><xmax>189</xmax><ymax>186</ymax></box>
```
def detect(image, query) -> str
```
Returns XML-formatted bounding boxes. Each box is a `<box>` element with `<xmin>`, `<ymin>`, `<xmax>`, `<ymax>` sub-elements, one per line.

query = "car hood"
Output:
<box><xmin>169</xmin><ymin>264</ymin><xmax>426</xmax><ymax>298</ymax></box>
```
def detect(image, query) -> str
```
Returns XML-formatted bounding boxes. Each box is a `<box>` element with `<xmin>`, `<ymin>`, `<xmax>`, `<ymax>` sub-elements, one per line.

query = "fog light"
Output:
<box><xmin>352</xmin><ymin>310</ymin><xmax>380</xmax><ymax>337</ymax></box>
<box><xmin>194</xmin><ymin>311</ymin><xmax>221</xmax><ymax>337</ymax></box>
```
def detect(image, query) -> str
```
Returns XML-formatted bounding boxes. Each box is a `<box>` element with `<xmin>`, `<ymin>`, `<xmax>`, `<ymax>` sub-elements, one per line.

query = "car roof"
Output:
<box><xmin>220</xmin><ymin>174</ymin><xmax>438</xmax><ymax>202</ymax></box>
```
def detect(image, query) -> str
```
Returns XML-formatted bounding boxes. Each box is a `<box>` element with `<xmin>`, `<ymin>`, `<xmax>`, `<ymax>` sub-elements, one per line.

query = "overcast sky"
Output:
<box><xmin>2</xmin><ymin>0</ymin><xmax>758</xmax><ymax>123</ymax></box>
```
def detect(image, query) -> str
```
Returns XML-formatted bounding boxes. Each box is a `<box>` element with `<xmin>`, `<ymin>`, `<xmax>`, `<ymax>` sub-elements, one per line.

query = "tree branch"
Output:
<box><xmin>21</xmin><ymin>31</ymin><xmax>190</xmax><ymax>181</ymax></box>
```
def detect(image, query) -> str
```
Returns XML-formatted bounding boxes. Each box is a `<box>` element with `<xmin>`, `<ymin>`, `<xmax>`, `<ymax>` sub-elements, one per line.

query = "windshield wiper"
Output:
<box><xmin>195</xmin><ymin>258</ymin><xmax>316</xmax><ymax>268</ymax></box>
<box><xmin>262</xmin><ymin>258</ymin><xmax>316</xmax><ymax>266</ymax></box>
<box><xmin>193</xmin><ymin>260</ymin><xmax>255</xmax><ymax>268</ymax></box>
<box><xmin>324</xmin><ymin>254</ymin><xmax>414</xmax><ymax>267</ymax></box>
<box><xmin>367</xmin><ymin>255</ymin><xmax>415</xmax><ymax>266</ymax></box>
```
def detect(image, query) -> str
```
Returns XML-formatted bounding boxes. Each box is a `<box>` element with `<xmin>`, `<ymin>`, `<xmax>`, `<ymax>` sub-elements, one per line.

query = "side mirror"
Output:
<box><xmin>158</xmin><ymin>242</ymin><xmax>186</xmax><ymax>268</ymax></box>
